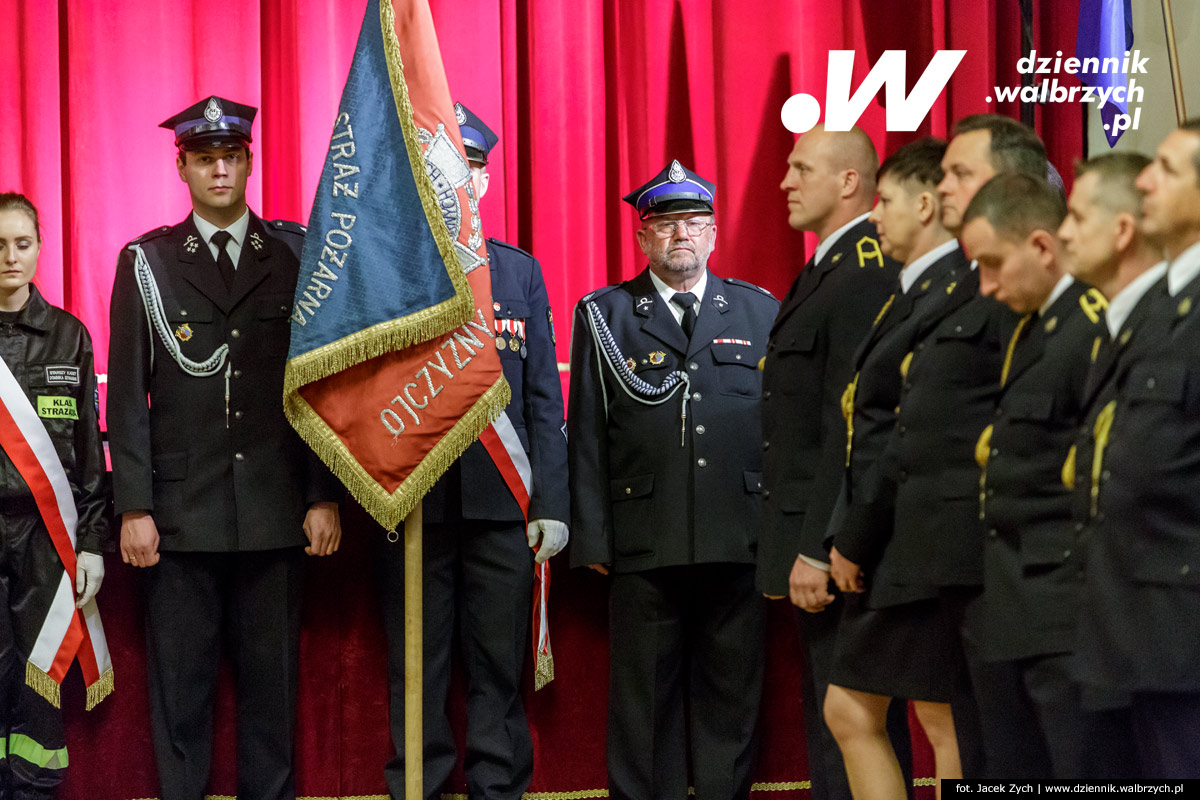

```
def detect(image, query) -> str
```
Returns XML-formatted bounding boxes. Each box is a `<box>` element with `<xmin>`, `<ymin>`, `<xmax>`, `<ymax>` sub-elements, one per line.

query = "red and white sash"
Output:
<box><xmin>0</xmin><ymin>356</ymin><xmax>113</xmax><ymax>710</ymax></box>
<box><xmin>479</xmin><ymin>415</ymin><xmax>556</xmax><ymax>689</ymax></box>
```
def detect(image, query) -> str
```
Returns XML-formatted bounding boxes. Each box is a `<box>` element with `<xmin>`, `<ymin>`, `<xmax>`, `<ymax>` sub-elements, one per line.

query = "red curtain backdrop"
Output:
<box><xmin>2</xmin><ymin>0</ymin><xmax>1088</xmax><ymax>797</ymax></box>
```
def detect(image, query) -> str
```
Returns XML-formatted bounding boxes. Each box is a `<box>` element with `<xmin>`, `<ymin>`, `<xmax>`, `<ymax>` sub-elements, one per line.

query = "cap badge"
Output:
<box><xmin>249</xmin><ymin>232</ymin><xmax>264</xmax><ymax>252</ymax></box>
<box><xmin>175</xmin><ymin>323</ymin><xmax>194</xmax><ymax>342</ymax></box>
<box><xmin>455</xmin><ymin>103</ymin><xmax>467</xmax><ymax>125</ymax></box>
<box><xmin>184</xmin><ymin>234</ymin><xmax>199</xmax><ymax>254</ymax></box>
<box><xmin>668</xmin><ymin>160</ymin><xmax>686</xmax><ymax>183</ymax></box>
<box><xmin>204</xmin><ymin>97</ymin><xmax>223</xmax><ymax>123</ymax></box>
<box><xmin>649</xmin><ymin>351</ymin><xmax>666</xmax><ymax>365</ymax></box>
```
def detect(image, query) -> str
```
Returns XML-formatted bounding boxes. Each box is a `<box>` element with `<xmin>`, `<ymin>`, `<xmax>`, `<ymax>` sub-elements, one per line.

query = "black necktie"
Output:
<box><xmin>211</xmin><ymin>230</ymin><xmax>236</xmax><ymax>290</ymax></box>
<box><xmin>672</xmin><ymin>291</ymin><xmax>698</xmax><ymax>339</ymax></box>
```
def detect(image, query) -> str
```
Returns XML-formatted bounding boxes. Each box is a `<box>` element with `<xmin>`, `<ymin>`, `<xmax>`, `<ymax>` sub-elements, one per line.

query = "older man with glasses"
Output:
<box><xmin>568</xmin><ymin>160</ymin><xmax>779</xmax><ymax>800</ymax></box>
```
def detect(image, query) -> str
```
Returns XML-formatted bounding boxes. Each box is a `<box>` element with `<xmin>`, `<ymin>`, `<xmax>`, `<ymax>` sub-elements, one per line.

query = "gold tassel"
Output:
<box><xmin>1091</xmin><ymin>401</ymin><xmax>1117</xmax><ymax>518</ymax></box>
<box><xmin>975</xmin><ymin>424</ymin><xmax>993</xmax><ymax>469</ymax></box>
<box><xmin>25</xmin><ymin>661</ymin><xmax>61</xmax><ymax>709</ymax></box>
<box><xmin>1061</xmin><ymin>445</ymin><xmax>1076</xmax><ymax>490</ymax></box>
<box><xmin>534</xmin><ymin>648</ymin><xmax>555</xmax><ymax>691</ymax></box>
<box><xmin>85</xmin><ymin>667</ymin><xmax>115</xmax><ymax>710</ymax></box>
<box><xmin>841</xmin><ymin>375</ymin><xmax>859</xmax><ymax>468</ymax></box>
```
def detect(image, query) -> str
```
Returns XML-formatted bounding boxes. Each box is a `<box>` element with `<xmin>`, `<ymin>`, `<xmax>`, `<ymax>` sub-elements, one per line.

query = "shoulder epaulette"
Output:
<box><xmin>580</xmin><ymin>284</ymin><xmax>621</xmax><ymax>305</ymax></box>
<box><xmin>487</xmin><ymin>237</ymin><xmax>535</xmax><ymax>260</ymax></box>
<box><xmin>269</xmin><ymin>219</ymin><xmax>307</xmax><ymax>236</ymax></box>
<box><xmin>723</xmin><ymin>277</ymin><xmax>776</xmax><ymax>299</ymax></box>
<box><xmin>1078</xmin><ymin>288</ymin><xmax>1107</xmax><ymax>325</ymax></box>
<box><xmin>128</xmin><ymin>226</ymin><xmax>172</xmax><ymax>246</ymax></box>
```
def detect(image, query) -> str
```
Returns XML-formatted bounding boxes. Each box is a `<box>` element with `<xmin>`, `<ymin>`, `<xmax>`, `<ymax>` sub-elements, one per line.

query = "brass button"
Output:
<box><xmin>234</xmin><ymin>410</ymin><xmax>243</xmax><ymax>420</ymax></box>
<box><xmin>234</xmin><ymin>369</ymin><xmax>242</xmax><ymax>378</ymax></box>
<box><xmin>231</xmin><ymin>329</ymin><xmax>241</xmax><ymax>338</ymax></box>
<box><xmin>625</xmin><ymin>487</ymin><xmax>632</xmax><ymax>495</ymax></box>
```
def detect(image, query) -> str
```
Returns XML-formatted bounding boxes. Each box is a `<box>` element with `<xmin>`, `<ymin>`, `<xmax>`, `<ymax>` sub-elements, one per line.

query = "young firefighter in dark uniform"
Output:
<box><xmin>568</xmin><ymin>161</ymin><xmax>778</xmax><ymax>800</ymax></box>
<box><xmin>0</xmin><ymin>193</ymin><xmax>108</xmax><ymax>799</ymax></box>
<box><xmin>959</xmin><ymin>173</ymin><xmax>1104</xmax><ymax>779</ymax></box>
<box><xmin>1074</xmin><ymin>121</ymin><xmax>1200</xmax><ymax>779</ymax></box>
<box><xmin>756</xmin><ymin>124</ymin><xmax>910</xmax><ymax>800</ymax></box>
<box><xmin>106</xmin><ymin>97</ymin><xmax>343</xmax><ymax>800</ymax></box>
<box><xmin>822</xmin><ymin>138</ymin><xmax>974</xmax><ymax>800</ymax></box>
<box><xmin>1057</xmin><ymin>153</ymin><xmax>1162</xmax><ymax>779</ymax></box>
<box><xmin>376</xmin><ymin>103</ymin><xmax>569</xmax><ymax>800</ymax></box>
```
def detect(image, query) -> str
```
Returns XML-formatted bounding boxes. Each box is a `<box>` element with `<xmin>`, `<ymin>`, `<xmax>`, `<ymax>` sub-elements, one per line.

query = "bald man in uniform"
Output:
<box><xmin>757</xmin><ymin>125</ymin><xmax>910</xmax><ymax>800</ymax></box>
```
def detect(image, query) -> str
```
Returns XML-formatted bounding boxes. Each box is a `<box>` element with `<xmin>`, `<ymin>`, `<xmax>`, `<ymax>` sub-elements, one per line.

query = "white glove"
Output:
<box><xmin>526</xmin><ymin>519</ymin><xmax>569</xmax><ymax>564</ymax></box>
<box><xmin>75</xmin><ymin>552</ymin><xmax>105</xmax><ymax>608</ymax></box>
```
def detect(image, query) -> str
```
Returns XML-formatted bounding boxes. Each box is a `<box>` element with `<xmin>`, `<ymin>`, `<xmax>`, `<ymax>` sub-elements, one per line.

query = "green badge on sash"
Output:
<box><xmin>37</xmin><ymin>396</ymin><xmax>78</xmax><ymax>420</ymax></box>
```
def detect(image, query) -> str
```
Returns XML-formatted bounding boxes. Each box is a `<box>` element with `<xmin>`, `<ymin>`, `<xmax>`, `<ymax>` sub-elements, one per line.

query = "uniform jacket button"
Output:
<box><xmin>692</xmin><ymin>392</ymin><xmax>702</xmax><ymax>401</ymax></box>
<box><xmin>233</xmin><ymin>369</ymin><xmax>242</xmax><ymax>378</ymax></box>
<box><xmin>235</xmin><ymin>452</ymin><xmax>245</xmax><ymax>462</ymax></box>
<box><xmin>231</xmin><ymin>329</ymin><xmax>240</xmax><ymax>338</ymax></box>
<box><xmin>697</xmin><ymin>458</ymin><xmax>708</xmax><ymax>467</ymax></box>
<box><xmin>696</xmin><ymin>425</ymin><xmax>706</xmax><ymax>434</ymax></box>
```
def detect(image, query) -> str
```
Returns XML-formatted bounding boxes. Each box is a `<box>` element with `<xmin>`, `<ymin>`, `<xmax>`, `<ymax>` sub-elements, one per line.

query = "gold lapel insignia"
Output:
<box><xmin>175</xmin><ymin>323</ymin><xmax>193</xmax><ymax>342</ymax></box>
<box><xmin>945</xmin><ymin>281</ymin><xmax>957</xmax><ymax>295</ymax></box>
<box><xmin>649</xmin><ymin>351</ymin><xmax>666</xmax><ymax>366</ymax></box>
<box><xmin>1090</xmin><ymin>336</ymin><xmax>1102</xmax><ymax>363</ymax></box>
<box><xmin>249</xmin><ymin>232</ymin><xmax>265</xmax><ymax>252</ymax></box>
<box><xmin>1179</xmin><ymin>297</ymin><xmax>1192</xmax><ymax>317</ymax></box>
<box><xmin>831</xmin><ymin>252</ymin><xmax>843</xmax><ymax>265</ymax></box>
<box><xmin>1119</xmin><ymin>328</ymin><xmax>1132</xmax><ymax>346</ymax></box>
<box><xmin>920</xmin><ymin>279</ymin><xmax>932</xmax><ymax>292</ymax></box>
<box><xmin>1044</xmin><ymin>316</ymin><xmax>1058</xmax><ymax>333</ymax></box>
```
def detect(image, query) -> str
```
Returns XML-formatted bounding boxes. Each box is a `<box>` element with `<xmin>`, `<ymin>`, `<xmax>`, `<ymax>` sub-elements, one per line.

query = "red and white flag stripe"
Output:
<box><xmin>0</xmin><ymin>356</ymin><xmax>111</xmax><ymax>707</ymax></box>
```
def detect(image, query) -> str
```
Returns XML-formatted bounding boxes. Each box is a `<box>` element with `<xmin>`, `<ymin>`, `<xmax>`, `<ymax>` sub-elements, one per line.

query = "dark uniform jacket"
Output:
<box><xmin>757</xmin><ymin>218</ymin><xmax>899</xmax><ymax>596</ymax></box>
<box><xmin>107</xmin><ymin>213</ymin><xmax>338</xmax><ymax>552</ymax></box>
<box><xmin>0</xmin><ymin>285</ymin><xmax>108</xmax><ymax>553</ymax></box>
<box><xmin>980</xmin><ymin>280</ymin><xmax>1102</xmax><ymax>662</ymax></box>
<box><xmin>1076</xmin><ymin>270</ymin><xmax>1200</xmax><ymax>692</ymax></box>
<box><xmin>832</xmin><ymin>245</ymin><xmax>968</xmax><ymax>571</ymax></box>
<box><xmin>567</xmin><ymin>268</ymin><xmax>778</xmax><ymax>573</ymax></box>
<box><xmin>834</xmin><ymin>262</ymin><xmax>1017</xmax><ymax>608</ymax></box>
<box><xmin>424</xmin><ymin>239</ymin><xmax>569</xmax><ymax>525</ymax></box>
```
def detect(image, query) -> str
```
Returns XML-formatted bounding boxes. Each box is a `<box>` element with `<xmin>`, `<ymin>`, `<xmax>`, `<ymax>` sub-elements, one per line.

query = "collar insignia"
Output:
<box><xmin>249</xmin><ymin>232</ymin><xmax>264</xmax><ymax>252</ymax></box>
<box><xmin>184</xmin><ymin>234</ymin><xmax>199</xmax><ymax>254</ymax></box>
<box><xmin>920</xmin><ymin>279</ymin><xmax>932</xmax><ymax>291</ymax></box>
<box><xmin>1044</xmin><ymin>316</ymin><xmax>1058</xmax><ymax>333</ymax></box>
<box><xmin>1119</xmin><ymin>328</ymin><xmax>1132</xmax><ymax>346</ymax></box>
<box><xmin>1180</xmin><ymin>297</ymin><xmax>1192</xmax><ymax>317</ymax></box>
<box><xmin>831</xmin><ymin>252</ymin><xmax>843</xmax><ymax>265</ymax></box>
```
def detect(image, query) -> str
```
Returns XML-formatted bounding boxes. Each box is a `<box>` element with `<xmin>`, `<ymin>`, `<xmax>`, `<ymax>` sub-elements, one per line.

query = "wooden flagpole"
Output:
<box><xmin>405</xmin><ymin>500</ymin><xmax>423</xmax><ymax>798</ymax></box>
<box><xmin>1160</xmin><ymin>0</ymin><xmax>1188</xmax><ymax>125</ymax></box>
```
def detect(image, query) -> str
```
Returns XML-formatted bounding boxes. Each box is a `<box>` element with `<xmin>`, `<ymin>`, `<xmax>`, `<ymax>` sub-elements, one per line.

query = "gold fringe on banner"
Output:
<box><xmin>25</xmin><ymin>661</ymin><xmax>61</xmax><ymax>709</ymax></box>
<box><xmin>85</xmin><ymin>667</ymin><xmax>115</xmax><ymax>710</ymax></box>
<box><xmin>285</xmin><ymin>378</ymin><xmax>511</xmax><ymax>532</ymax></box>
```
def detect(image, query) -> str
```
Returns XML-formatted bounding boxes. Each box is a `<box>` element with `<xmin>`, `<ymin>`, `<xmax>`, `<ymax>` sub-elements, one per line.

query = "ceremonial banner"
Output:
<box><xmin>284</xmin><ymin>0</ymin><xmax>516</xmax><ymax>532</ymax></box>
<box><xmin>1076</xmin><ymin>0</ymin><xmax>1134</xmax><ymax>147</ymax></box>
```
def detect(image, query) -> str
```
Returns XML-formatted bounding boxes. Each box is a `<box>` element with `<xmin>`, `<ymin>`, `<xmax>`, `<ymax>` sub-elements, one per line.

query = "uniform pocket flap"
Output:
<box><xmin>1125</xmin><ymin>360</ymin><xmax>1187</xmax><ymax>404</ymax></box>
<box><xmin>152</xmin><ymin>451</ymin><xmax>188</xmax><ymax>481</ymax></box>
<box><xmin>744</xmin><ymin>471</ymin><xmax>764</xmax><ymax>494</ymax></box>
<box><xmin>257</xmin><ymin>293</ymin><xmax>294</xmax><ymax>319</ymax></box>
<box><xmin>778</xmin><ymin>326</ymin><xmax>817</xmax><ymax>353</ymax></box>
<box><xmin>167</xmin><ymin>306</ymin><xmax>213</xmax><ymax>323</ymax></box>
<box><xmin>494</xmin><ymin>299</ymin><xmax>532</xmax><ymax>319</ymax></box>
<box><xmin>711</xmin><ymin>342</ymin><xmax>756</xmax><ymax>366</ymax></box>
<box><xmin>936</xmin><ymin>312</ymin><xmax>987</xmax><ymax>340</ymax></box>
<box><xmin>1005</xmin><ymin>392</ymin><xmax>1055</xmax><ymax>421</ymax></box>
<box><xmin>611</xmin><ymin>473</ymin><xmax>654</xmax><ymax>501</ymax></box>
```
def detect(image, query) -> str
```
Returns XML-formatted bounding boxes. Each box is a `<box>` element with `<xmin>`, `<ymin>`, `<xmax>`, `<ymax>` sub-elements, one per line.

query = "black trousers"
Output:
<box><xmin>377</xmin><ymin>516</ymin><xmax>535</xmax><ymax>800</ymax></box>
<box><xmin>1</xmin><ymin>511</ymin><xmax>69</xmax><ymax>799</ymax></box>
<box><xmin>607</xmin><ymin>563</ymin><xmax>765</xmax><ymax>800</ymax></box>
<box><xmin>1131</xmin><ymin>691</ymin><xmax>1200</xmax><ymax>778</ymax></box>
<box><xmin>796</xmin><ymin>596</ymin><xmax>913</xmax><ymax>800</ymax></box>
<box><xmin>143</xmin><ymin>548</ymin><xmax>305</xmax><ymax>800</ymax></box>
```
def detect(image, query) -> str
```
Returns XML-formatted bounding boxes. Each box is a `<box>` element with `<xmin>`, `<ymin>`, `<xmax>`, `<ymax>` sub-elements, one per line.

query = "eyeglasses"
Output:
<box><xmin>645</xmin><ymin>218</ymin><xmax>714</xmax><ymax>238</ymax></box>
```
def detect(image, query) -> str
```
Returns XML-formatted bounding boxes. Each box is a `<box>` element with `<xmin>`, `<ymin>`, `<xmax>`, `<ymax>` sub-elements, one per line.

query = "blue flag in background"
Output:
<box><xmin>1076</xmin><ymin>0</ymin><xmax>1134</xmax><ymax>147</ymax></box>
